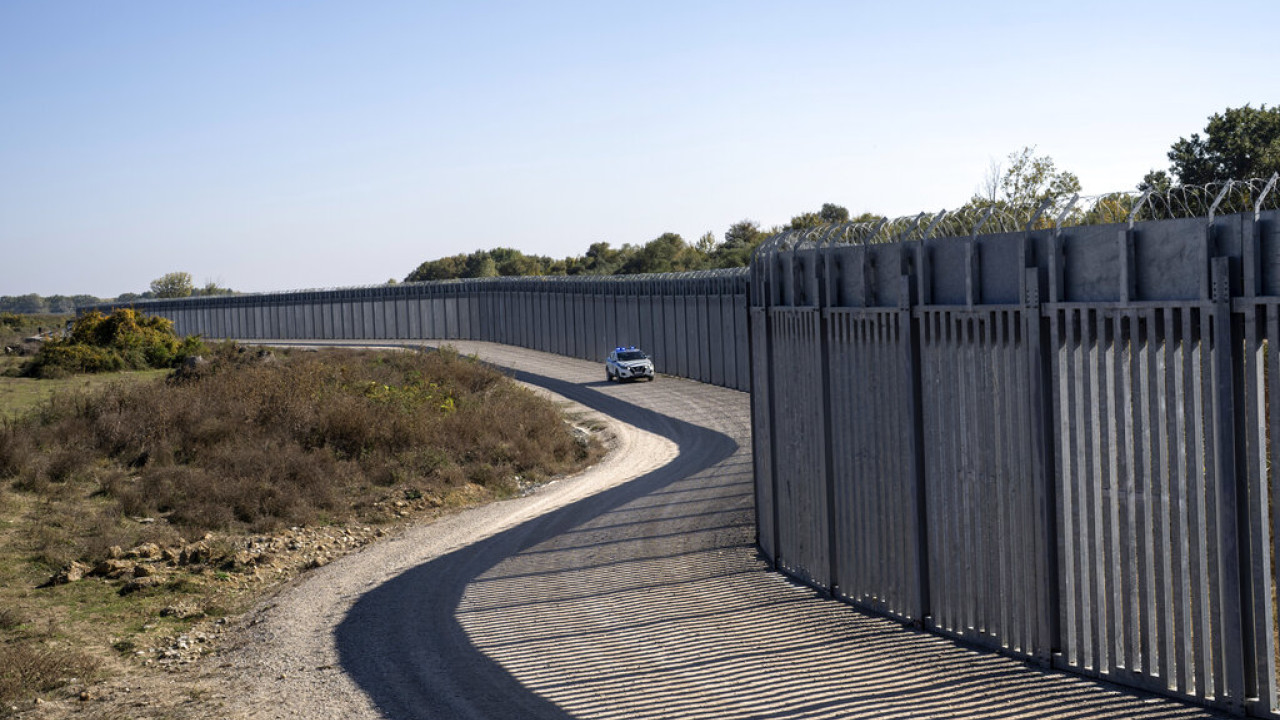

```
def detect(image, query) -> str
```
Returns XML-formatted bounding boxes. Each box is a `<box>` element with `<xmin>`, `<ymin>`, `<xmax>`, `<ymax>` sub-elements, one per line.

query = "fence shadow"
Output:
<box><xmin>335</xmin><ymin>365</ymin><xmax>1230</xmax><ymax>719</ymax></box>
<box><xmin>334</xmin><ymin>371</ymin><xmax>740</xmax><ymax>718</ymax></box>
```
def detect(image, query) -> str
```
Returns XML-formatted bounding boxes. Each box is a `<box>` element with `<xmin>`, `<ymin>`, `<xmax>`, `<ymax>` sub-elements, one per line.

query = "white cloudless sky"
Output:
<box><xmin>2</xmin><ymin>1</ymin><xmax>1277</xmax><ymax>297</ymax></box>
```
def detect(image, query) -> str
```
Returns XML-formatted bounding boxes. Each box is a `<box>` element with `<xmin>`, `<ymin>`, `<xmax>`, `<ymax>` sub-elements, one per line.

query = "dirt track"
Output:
<box><xmin>207</xmin><ymin>341</ymin><xmax>1226</xmax><ymax>719</ymax></box>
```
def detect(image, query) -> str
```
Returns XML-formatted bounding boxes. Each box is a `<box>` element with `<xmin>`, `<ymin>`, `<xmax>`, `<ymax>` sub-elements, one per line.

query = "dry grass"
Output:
<box><xmin>0</xmin><ymin>343</ymin><xmax>603</xmax><ymax>708</ymax></box>
<box><xmin>0</xmin><ymin>642</ymin><xmax>101</xmax><ymax>707</ymax></box>
<box><xmin>0</xmin><ymin>367</ymin><xmax>170</xmax><ymax>422</ymax></box>
<box><xmin>3</xmin><ymin>344</ymin><xmax>594</xmax><ymax>545</ymax></box>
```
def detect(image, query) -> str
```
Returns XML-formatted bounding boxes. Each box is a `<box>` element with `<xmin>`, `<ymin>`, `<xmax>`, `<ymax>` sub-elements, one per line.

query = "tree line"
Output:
<box><xmin>404</xmin><ymin>203</ymin><xmax>871</xmax><ymax>282</ymax></box>
<box><xmin>403</xmin><ymin>104</ymin><xmax>1279</xmax><ymax>281</ymax></box>
<box><xmin>2</xmin><ymin>272</ymin><xmax>234</xmax><ymax>314</ymax></box>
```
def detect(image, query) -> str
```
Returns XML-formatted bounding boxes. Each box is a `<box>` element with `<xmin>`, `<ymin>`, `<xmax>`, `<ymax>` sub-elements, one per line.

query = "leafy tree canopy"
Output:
<box><xmin>618</xmin><ymin>232</ymin><xmax>707</xmax><ymax>275</ymax></box>
<box><xmin>982</xmin><ymin>146</ymin><xmax>1081</xmax><ymax>209</ymax></box>
<box><xmin>954</xmin><ymin>146</ymin><xmax>1082</xmax><ymax>228</ymax></box>
<box><xmin>1164</xmin><ymin>104</ymin><xmax>1280</xmax><ymax>185</ymax></box>
<box><xmin>404</xmin><ymin>248</ymin><xmax>569</xmax><ymax>282</ymax></box>
<box><xmin>150</xmin><ymin>272</ymin><xmax>195</xmax><ymax>298</ymax></box>
<box><xmin>711</xmin><ymin>220</ymin><xmax>768</xmax><ymax>268</ymax></box>
<box><xmin>789</xmin><ymin>203</ymin><xmax>853</xmax><ymax>230</ymax></box>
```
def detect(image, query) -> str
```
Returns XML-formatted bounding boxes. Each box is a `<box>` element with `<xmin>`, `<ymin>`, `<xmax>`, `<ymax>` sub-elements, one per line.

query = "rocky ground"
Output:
<box><xmin>8</xmin><ymin>512</ymin><xmax>476</xmax><ymax>718</ymax></box>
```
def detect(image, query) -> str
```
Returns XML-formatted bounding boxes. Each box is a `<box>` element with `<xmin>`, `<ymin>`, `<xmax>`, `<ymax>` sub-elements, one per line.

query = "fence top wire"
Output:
<box><xmin>83</xmin><ymin>267</ymin><xmax>750</xmax><ymax>309</ymax></box>
<box><xmin>758</xmin><ymin>174</ymin><xmax>1280</xmax><ymax>255</ymax></box>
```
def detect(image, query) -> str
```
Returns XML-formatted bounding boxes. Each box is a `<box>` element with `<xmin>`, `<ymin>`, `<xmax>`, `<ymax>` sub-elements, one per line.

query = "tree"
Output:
<box><xmin>1</xmin><ymin>294</ymin><xmax>49</xmax><ymax>314</ymax></box>
<box><xmin>695</xmin><ymin>231</ymin><xmax>716</xmax><ymax>254</ymax></box>
<box><xmin>712</xmin><ymin>220</ymin><xmax>768</xmax><ymax>268</ymax></box>
<box><xmin>618</xmin><ymin>232</ymin><xmax>707</xmax><ymax>275</ymax></box>
<box><xmin>150</xmin><ymin>272</ymin><xmax>194</xmax><ymax>298</ymax></box>
<box><xmin>788</xmin><ymin>203</ymin><xmax>852</xmax><ymax>230</ymax></box>
<box><xmin>788</xmin><ymin>212</ymin><xmax>824</xmax><ymax>230</ymax></box>
<box><xmin>582</xmin><ymin>242</ymin><xmax>623</xmax><ymax>275</ymax></box>
<box><xmin>1138</xmin><ymin>169</ymin><xmax>1173</xmax><ymax>193</ymax></box>
<box><xmin>1164</xmin><ymin>104</ymin><xmax>1280</xmax><ymax>185</ymax></box>
<box><xmin>43</xmin><ymin>295</ymin><xmax>75</xmax><ymax>313</ymax></box>
<box><xmin>490</xmin><ymin>247</ymin><xmax>550</xmax><ymax>276</ymax></box>
<box><xmin>993</xmin><ymin>146</ymin><xmax>1081</xmax><ymax>209</ymax></box>
<box><xmin>463</xmin><ymin>251</ymin><xmax>499</xmax><ymax>278</ymax></box>
<box><xmin>405</xmin><ymin>254</ymin><xmax>467</xmax><ymax>282</ymax></box>
<box><xmin>820</xmin><ymin>203</ymin><xmax>850</xmax><ymax>224</ymax></box>
<box><xmin>960</xmin><ymin>147</ymin><xmax>1081</xmax><ymax>226</ymax></box>
<box><xmin>977</xmin><ymin>157</ymin><xmax>1003</xmax><ymax>203</ymax></box>
<box><xmin>723</xmin><ymin>220</ymin><xmax>764</xmax><ymax>250</ymax></box>
<box><xmin>196</xmin><ymin>281</ymin><xmax>235</xmax><ymax>296</ymax></box>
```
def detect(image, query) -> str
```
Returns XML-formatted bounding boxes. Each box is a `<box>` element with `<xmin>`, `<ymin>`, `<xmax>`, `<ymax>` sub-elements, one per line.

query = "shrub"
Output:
<box><xmin>20</xmin><ymin>308</ymin><xmax>206</xmax><ymax>377</ymax></box>
<box><xmin>1</xmin><ymin>347</ymin><xmax>602</xmax><ymax>550</ymax></box>
<box><xmin>0</xmin><ymin>427</ymin><xmax>34</xmax><ymax>479</ymax></box>
<box><xmin>0</xmin><ymin>641</ymin><xmax>100</xmax><ymax>707</ymax></box>
<box><xmin>0</xmin><ymin>313</ymin><xmax>23</xmax><ymax>331</ymax></box>
<box><xmin>0</xmin><ymin>607</ymin><xmax>24</xmax><ymax>632</ymax></box>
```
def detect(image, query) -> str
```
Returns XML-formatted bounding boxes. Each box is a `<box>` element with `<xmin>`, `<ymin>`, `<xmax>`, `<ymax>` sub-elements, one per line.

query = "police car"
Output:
<box><xmin>605</xmin><ymin>346</ymin><xmax>655</xmax><ymax>382</ymax></box>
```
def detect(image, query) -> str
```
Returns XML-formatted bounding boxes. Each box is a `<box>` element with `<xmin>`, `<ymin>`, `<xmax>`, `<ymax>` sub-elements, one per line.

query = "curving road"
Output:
<box><xmin>214</xmin><ymin>342</ymin><xmax>1227</xmax><ymax>719</ymax></box>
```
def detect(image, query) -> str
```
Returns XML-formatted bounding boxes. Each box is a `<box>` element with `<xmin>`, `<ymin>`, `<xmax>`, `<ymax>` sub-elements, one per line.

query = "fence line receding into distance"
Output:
<box><xmin>85</xmin><ymin>271</ymin><xmax>751</xmax><ymax>392</ymax></box>
<box><xmin>82</xmin><ymin>175</ymin><xmax>1280</xmax><ymax>716</ymax></box>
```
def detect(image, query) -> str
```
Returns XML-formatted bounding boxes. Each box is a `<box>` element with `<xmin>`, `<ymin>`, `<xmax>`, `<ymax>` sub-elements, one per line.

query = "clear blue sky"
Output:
<box><xmin>2</xmin><ymin>1</ymin><xmax>1277</xmax><ymax>298</ymax></box>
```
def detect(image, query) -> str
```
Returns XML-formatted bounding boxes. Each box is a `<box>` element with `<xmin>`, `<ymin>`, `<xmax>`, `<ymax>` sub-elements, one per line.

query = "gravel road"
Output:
<box><xmin>208</xmin><ymin>341</ymin><xmax>1227</xmax><ymax>720</ymax></box>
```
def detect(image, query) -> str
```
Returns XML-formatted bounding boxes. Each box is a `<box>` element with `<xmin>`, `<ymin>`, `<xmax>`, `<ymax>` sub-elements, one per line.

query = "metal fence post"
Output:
<box><xmin>1211</xmin><ymin>253</ymin><xmax>1247</xmax><ymax>713</ymax></box>
<box><xmin>766</xmin><ymin>276</ymin><xmax>783</xmax><ymax>570</ymax></box>
<box><xmin>900</xmin><ymin>266</ymin><xmax>931</xmax><ymax>623</ymax></box>
<box><xmin>817</xmin><ymin>250</ymin><xmax>840</xmax><ymax>596</ymax></box>
<box><xmin>1024</xmin><ymin>262</ymin><xmax>1059</xmax><ymax>665</ymax></box>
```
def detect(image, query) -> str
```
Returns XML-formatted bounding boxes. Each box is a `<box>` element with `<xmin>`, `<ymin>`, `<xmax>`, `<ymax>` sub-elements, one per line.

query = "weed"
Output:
<box><xmin>0</xmin><ymin>640</ymin><xmax>100</xmax><ymax>706</ymax></box>
<box><xmin>0</xmin><ymin>607</ymin><xmax>23</xmax><ymax>631</ymax></box>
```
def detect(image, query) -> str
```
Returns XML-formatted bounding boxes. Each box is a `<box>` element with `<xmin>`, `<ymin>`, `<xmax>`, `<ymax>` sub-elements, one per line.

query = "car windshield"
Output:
<box><xmin>618</xmin><ymin>351</ymin><xmax>646</xmax><ymax>361</ymax></box>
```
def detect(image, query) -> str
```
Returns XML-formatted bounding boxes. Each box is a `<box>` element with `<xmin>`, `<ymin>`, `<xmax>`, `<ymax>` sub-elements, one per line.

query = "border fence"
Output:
<box><xmin>750</xmin><ymin>179</ymin><xmax>1280</xmax><ymax>715</ymax></box>
<box><xmin>85</xmin><ymin>271</ymin><xmax>751</xmax><ymax>391</ymax></box>
<box><xmin>80</xmin><ymin>177</ymin><xmax>1280</xmax><ymax>715</ymax></box>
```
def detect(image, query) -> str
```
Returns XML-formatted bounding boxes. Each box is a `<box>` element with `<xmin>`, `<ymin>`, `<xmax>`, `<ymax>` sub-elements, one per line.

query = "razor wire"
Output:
<box><xmin>759</xmin><ymin>174</ymin><xmax>1280</xmax><ymax>253</ymax></box>
<box><xmin>87</xmin><ymin>267</ymin><xmax>752</xmax><ymax>311</ymax></box>
<box><xmin>81</xmin><ymin>176</ymin><xmax>1279</xmax><ymax>311</ymax></box>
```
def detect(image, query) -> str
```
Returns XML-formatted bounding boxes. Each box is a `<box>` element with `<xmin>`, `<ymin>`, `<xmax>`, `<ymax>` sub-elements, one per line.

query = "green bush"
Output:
<box><xmin>0</xmin><ymin>312</ymin><xmax>23</xmax><ymax>331</ymax></box>
<box><xmin>24</xmin><ymin>343</ymin><xmax>124</xmax><ymax>377</ymax></box>
<box><xmin>20</xmin><ymin>308</ymin><xmax>205</xmax><ymax>378</ymax></box>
